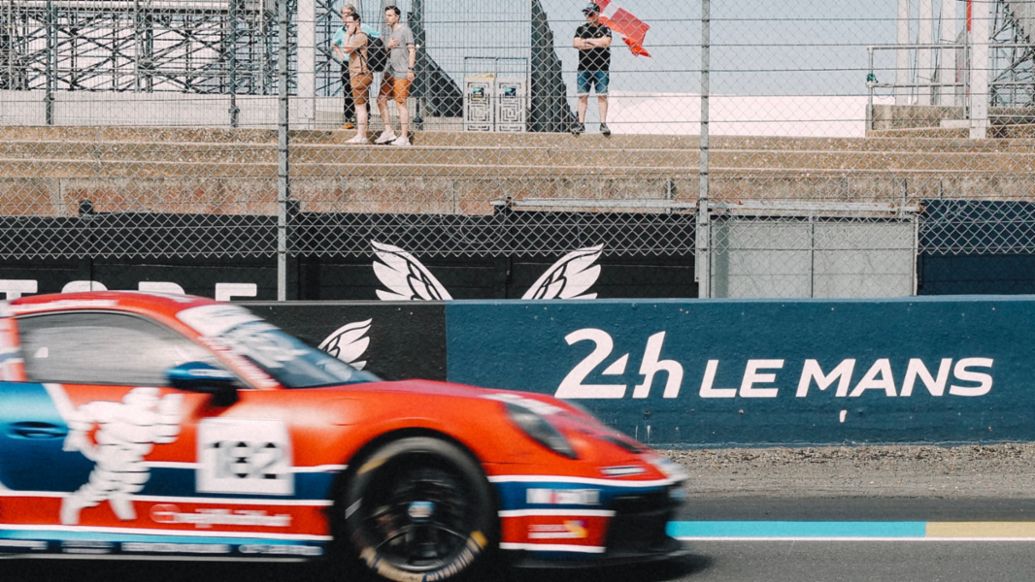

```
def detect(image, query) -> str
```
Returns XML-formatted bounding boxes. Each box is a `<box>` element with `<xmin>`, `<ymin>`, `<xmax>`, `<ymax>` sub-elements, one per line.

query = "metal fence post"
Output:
<box><xmin>696</xmin><ymin>0</ymin><xmax>711</xmax><ymax>299</ymax></box>
<box><xmin>45</xmin><ymin>0</ymin><xmax>55</xmax><ymax>125</ymax></box>
<box><xmin>277</xmin><ymin>0</ymin><xmax>290</xmax><ymax>301</ymax></box>
<box><xmin>228</xmin><ymin>0</ymin><xmax>239</xmax><ymax>128</ymax></box>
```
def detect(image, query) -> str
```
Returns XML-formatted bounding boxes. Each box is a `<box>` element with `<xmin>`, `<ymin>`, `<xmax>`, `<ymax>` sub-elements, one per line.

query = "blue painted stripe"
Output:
<box><xmin>667</xmin><ymin>521</ymin><xmax>927</xmax><ymax>538</ymax></box>
<box><xmin>0</xmin><ymin>527</ymin><xmax>327</xmax><ymax>558</ymax></box>
<box><xmin>143</xmin><ymin>467</ymin><xmax>338</xmax><ymax>500</ymax></box>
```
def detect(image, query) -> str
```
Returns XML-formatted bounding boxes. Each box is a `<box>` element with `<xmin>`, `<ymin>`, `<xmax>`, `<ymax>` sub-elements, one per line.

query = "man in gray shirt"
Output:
<box><xmin>373</xmin><ymin>5</ymin><xmax>416</xmax><ymax>147</ymax></box>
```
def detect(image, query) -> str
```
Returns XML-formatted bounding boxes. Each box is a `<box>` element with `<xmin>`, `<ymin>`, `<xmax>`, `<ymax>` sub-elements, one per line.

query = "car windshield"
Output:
<box><xmin>178</xmin><ymin>304</ymin><xmax>379</xmax><ymax>389</ymax></box>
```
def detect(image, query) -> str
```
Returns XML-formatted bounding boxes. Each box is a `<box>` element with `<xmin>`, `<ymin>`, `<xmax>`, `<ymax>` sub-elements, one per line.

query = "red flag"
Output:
<box><xmin>592</xmin><ymin>0</ymin><xmax>651</xmax><ymax>57</ymax></box>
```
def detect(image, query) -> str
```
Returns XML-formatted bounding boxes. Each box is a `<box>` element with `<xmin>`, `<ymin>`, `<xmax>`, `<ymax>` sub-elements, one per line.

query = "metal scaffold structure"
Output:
<box><xmin>992</xmin><ymin>0</ymin><xmax>1035</xmax><ymax>107</ymax></box>
<box><xmin>0</xmin><ymin>0</ymin><xmax>294</xmax><ymax>94</ymax></box>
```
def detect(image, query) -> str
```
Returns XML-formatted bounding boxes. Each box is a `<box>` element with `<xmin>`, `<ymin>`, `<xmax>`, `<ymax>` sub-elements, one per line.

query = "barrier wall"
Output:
<box><xmin>258</xmin><ymin>297</ymin><xmax>1035</xmax><ymax>446</ymax></box>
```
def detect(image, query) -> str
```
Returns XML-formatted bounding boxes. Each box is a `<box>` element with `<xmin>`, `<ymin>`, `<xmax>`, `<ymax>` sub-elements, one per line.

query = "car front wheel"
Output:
<box><xmin>339</xmin><ymin>436</ymin><xmax>497</xmax><ymax>581</ymax></box>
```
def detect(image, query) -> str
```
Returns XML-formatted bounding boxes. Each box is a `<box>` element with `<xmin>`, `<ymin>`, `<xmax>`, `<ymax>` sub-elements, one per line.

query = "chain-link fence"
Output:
<box><xmin>1</xmin><ymin>0</ymin><xmax>1033</xmax><ymax>300</ymax></box>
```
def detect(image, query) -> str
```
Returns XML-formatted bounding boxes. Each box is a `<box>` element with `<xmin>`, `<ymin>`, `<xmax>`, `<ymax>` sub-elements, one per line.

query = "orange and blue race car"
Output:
<box><xmin>0</xmin><ymin>291</ymin><xmax>688</xmax><ymax>581</ymax></box>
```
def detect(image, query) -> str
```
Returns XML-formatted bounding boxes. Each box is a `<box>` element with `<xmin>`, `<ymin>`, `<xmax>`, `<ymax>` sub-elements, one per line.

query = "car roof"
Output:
<box><xmin>8</xmin><ymin>291</ymin><xmax>218</xmax><ymax>318</ymax></box>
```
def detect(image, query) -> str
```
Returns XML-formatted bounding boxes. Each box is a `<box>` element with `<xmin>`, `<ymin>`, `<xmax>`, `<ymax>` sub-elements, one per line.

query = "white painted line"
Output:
<box><xmin>498</xmin><ymin>509</ymin><xmax>615</xmax><ymax>518</ymax></box>
<box><xmin>0</xmin><ymin>524</ymin><xmax>331</xmax><ymax>541</ymax></box>
<box><xmin>489</xmin><ymin>475</ymin><xmax>673</xmax><ymax>488</ymax></box>
<box><xmin>0</xmin><ymin>491</ymin><xmax>333</xmax><ymax>506</ymax></box>
<box><xmin>499</xmin><ymin>542</ymin><xmax>606</xmax><ymax>553</ymax></box>
<box><xmin>10</xmin><ymin>554</ymin><xmax>309</xmax><ymax>563</ymax></box>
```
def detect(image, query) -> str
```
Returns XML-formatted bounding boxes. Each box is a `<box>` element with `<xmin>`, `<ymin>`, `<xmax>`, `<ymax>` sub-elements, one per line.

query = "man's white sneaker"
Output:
<box><xmin>374</xmin><ymin>130</ymin><xmax>397</xmax><ymax>144</ymax></box>
<box><xmin>390</xmin><ymin>135</ymin><xmax>411</xmax><ymax>147</ymax></box>
<box><xmin>345</xmin><ymin>134</ymin><xmax>369</xmax><ymax>144</ymax></box>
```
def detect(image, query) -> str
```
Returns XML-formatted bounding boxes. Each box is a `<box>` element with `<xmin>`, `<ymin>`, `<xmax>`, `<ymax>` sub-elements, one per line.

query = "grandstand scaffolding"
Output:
<box><xmin>992</xmin><ymin>0</ymin><xmax>1035</xmax><ymax>107</ymax></box>
<box><xmin>0</xmin><ymin>0</ymin><xmax>290</xmax><ymax>94</ymax></box>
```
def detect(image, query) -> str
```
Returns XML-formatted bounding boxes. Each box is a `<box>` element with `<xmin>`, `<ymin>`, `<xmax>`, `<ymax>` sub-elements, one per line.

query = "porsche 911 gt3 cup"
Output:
<box><xmin>0</xmin><ymin>292</ymin><xmax>687</xmax><ymax>580</ymax></box>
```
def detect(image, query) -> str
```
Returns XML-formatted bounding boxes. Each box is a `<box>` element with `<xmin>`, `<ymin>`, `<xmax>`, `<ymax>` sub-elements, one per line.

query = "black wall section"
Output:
<box><xmin>92</xmin><ymin>257</ymin><xmax>279</xmax><ymax>298</ymax></box>
<box><xmin>248</xmin><ymin>302</ymin><xmax>447</xmax><ymax>381</ymax></box>
<box><xmin>0</xmin><ymin>209</ymin><xmax>697</xmax><ymax>299</ymax></box>
<box><xmin>919</xmin><ymin>254</ymin><xmax>1035</xmax><ymax>295</ymax></box>
<box><xmin>290</xmin><ymin>210</ymin><xmax>694</xmax><ymax>260</ymax></box>
<box><xmin>298</xmin><ymin>254</ymin><xmax>696</xmax><ymax>300</ymax></box>
<box><xmin>0</xmin><ymin>259</ymin><xmax>87</xmax><ymax>295</ymax></box>
<box><xmin>0</xmin><ymin>257</ymin><xmax>278</xmax><ymax>299</ymax></box>
<box><xmin>919</xmin><ymin>200</ymin><xmax>1035</xmax><ymax>295</ymax></box>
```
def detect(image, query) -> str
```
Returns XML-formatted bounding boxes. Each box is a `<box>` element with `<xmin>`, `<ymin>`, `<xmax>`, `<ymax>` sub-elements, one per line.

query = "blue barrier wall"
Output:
<box><xmin>445</xmin><ymin>297</ymin><xmax>1035</xmax><ymax>446</ymax></box>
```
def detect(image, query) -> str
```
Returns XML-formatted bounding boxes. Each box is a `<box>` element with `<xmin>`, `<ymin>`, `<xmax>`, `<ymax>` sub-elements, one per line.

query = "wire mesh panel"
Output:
<box><xmin>708</xmin><ymin>207</ymin><xmax>917</xmax><ymax>298</ymax></box>
<box><xmin>0</xmin><ymin>2</ymin><xmax>286</xmax><ymax>263</ymax></box>
<box><xmin>1</xmin><ymin>0</ymin><xmax>1034</xmax><ymax>299</ymax></box>
<box><xmin>288</xmin><ymin>0</ymin><xmax>698</xmax><ymax>262</ymax></box>
<box><xmin>0</xmin><ymin>0</ymin><xmax>294</xmax><ymax>126</ymax></box>
<box><xmin>0</xmin><ymin>125</ymin><xmax>279</xmax><ymax>261</ymax></box>
<box><xmin>703</xmin><ymin>0</ymin><xmax>1034</xmax><ymax>298</ymax></box>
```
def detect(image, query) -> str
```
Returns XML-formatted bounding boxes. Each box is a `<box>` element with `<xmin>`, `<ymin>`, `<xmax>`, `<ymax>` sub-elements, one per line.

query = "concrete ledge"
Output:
<box><xmin>1</xmin><ymin>126</ymin><xmax>1032</xmax><ymax>216</ymax></box>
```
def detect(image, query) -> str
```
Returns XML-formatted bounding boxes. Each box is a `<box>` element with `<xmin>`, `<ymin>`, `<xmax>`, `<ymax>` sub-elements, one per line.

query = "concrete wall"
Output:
<box><xmin>0</xmin><ymin>90</ymin><xmax>362</xmax><ymax>129</ymax></box>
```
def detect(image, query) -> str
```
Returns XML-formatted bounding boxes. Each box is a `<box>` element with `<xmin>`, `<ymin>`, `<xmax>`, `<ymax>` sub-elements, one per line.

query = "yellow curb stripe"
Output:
<box><xmin>927</xmin><ymin>522</ymin><xmax>1035</xmax><ymax>538</ymax></box>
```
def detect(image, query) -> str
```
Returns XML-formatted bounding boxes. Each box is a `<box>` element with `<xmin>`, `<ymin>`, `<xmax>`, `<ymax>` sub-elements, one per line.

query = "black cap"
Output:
<box><xmin>582</xmin><ymin>3</ymin><xmax>599</xmax><ymax>15</ymax></box>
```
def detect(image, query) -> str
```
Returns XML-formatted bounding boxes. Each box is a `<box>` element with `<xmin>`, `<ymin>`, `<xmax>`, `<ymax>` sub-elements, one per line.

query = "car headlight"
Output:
<box><xmin>505</xmin><ymin>402</ymin><xmax>578</xmax><ymax>459</ymax></box>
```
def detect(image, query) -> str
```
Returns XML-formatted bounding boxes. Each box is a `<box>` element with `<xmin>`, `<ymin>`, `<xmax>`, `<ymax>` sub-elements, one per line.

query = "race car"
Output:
<box><xmin>0</xmin><ymin>291</ymin><xmax>687</xmax><ymax>581</ymax></box>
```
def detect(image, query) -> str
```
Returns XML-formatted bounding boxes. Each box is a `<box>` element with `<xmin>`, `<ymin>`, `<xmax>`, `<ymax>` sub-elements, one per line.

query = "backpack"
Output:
<box><xmin>366</xmin><ymin>35</ymin><xmax>388</xmax><ymax>73</ymax></box>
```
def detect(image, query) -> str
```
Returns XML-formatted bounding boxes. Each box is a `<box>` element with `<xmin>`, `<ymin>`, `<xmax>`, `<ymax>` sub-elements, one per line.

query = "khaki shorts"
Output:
<box><xmin>350</xmin><ymin>73</ymin><xmax>373</xmax><ymax>106</ymax></box>
<box><xmin>379</xmin><ymin>74</ymin><xmax>412</xmax><ymax>105</ymax></box>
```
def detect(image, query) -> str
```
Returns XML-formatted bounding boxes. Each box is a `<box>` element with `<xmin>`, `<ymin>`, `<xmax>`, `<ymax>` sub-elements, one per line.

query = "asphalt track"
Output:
<box><xmin>7</xmin><ymin>497</ymin><xmax>1035</xmax><ymax>581</ymax></box>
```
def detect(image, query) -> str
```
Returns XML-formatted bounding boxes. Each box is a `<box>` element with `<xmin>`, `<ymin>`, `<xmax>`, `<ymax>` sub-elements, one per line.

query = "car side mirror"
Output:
<box><xmin>167</xmin><ymin>361</ymin><xmax>240</xmax><ymax>407</ymax></box>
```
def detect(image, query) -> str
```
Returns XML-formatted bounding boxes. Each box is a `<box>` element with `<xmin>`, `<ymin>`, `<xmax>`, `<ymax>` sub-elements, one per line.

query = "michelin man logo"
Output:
<box><xmin>60</xmin><ymin>388</ymin><xmax>183</xmax><ymax>525</ymax></box>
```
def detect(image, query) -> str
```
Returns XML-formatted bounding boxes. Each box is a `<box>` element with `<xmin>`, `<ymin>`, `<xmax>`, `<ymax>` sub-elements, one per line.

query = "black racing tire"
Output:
<box><xmin>337</xmin><ymin>436</ymin><xmax>497</xmax><ymax>582</ymax></box>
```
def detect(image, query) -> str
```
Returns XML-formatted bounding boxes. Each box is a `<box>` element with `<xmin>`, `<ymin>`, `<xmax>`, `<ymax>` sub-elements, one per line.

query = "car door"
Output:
<box><xmin>0</xmin><ymin>309</ymin><xmax>229</xmax><ymax>533</ymax></box>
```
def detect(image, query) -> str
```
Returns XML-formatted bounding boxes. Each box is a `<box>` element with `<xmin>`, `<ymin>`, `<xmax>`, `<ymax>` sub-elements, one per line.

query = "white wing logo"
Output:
<box><xmin>318</xmin><ymin>319</ymin><xmax>372</xmax><ymax>370</ymax></box>
<box><xmin>372</xmin><ymin>241</ymin><xmax>454</xmax><ymax>301</ymax></box>
<box><xmin>372</xmin><ymin>241</ymin><xmax>603</xmax><ymax>301</ymax></box>
<box><xmin>521</xmin><ymin>245</ymin><xmax>603</xmax><ymax>300</ymax></box>
<box><xmin>317</xmin><ymin>243</ymin><xmax>603</xmax><ymax>367</ymax></box>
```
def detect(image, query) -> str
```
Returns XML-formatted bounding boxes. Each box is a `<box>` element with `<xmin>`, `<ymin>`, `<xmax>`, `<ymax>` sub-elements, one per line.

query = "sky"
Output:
<box><xmin>337</xmin><ymin>0</ymin><xmax>981</xmax><ymax>135</ymax></box>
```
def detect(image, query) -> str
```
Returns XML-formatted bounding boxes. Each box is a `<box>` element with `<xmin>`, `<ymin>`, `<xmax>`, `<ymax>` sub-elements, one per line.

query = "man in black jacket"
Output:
<box><xmin>572</xmin><ymin>3</ymin><xmax>613</xmax><ymax>136</ymax></box>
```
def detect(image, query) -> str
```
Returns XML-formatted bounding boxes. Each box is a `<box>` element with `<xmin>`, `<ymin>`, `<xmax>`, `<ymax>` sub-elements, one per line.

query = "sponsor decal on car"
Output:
<box><xmin>150</xmin><ymin>504</ymin><xmax>292</xmax><ymax>529</ymax></box>
<box><xmin>528</xmin><ymin>520</ymin><xmax>588</xmax><ymax>540</ymax></box>
<box><xmin>239</xmin><ymin>543</ymin><xmax>323</xmax><ymax>557</ymax></box>
<box><xmin>61</xmin><ymin>540</ymin><xmax>115</xmax><ymax>555</ymax></box>
<box><xmin>526</xmin><ymin>488</ymin><xmax>601</xmax><ymax>506</ymax></box>
<box><xmin>122</xmin><ymin>542</ymin><xmax>231</xmax><ymax>554</ymax></box>
<box><xmin>52</xmin><ymin>386</ymin><xmax>184</xmax><ymax>525</ymax></box>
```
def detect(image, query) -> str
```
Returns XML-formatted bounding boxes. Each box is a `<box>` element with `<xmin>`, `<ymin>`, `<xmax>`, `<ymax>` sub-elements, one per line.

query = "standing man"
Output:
<box><xmin>331</xmin><ymin>4</ymin><xmax>379</xmax><ymax>130</ymax></box>
<box><xmin>374</xmin><ymin>5</ymin><xmax>416</xmax><ymax>147</ymax></box>
<box><xmin>340</xmin><ymin>12</ymin><xmax>374</xmax><ymax>144</ymax></box>
<box><xmin>573</xmin><ymin>3</ymin><xmax>612</xmax><ymax>136</ymax></box>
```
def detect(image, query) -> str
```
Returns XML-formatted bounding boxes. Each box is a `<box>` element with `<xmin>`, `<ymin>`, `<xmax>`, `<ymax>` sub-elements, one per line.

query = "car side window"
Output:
<box><xmin>18</xmin><ymin>311</ymin><xmax>223</xmax><ymax>386</ymax></box>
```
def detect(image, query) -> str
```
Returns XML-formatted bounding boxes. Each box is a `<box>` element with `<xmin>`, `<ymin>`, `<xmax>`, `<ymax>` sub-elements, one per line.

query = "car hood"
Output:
<box><xmin>338</xmin><ymin>378</ymin><xmax>525</xmax><ymax>400</ymax></box>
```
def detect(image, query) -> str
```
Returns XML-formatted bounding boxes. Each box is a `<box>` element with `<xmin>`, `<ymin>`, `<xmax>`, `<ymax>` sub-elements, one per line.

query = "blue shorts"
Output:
<box><xmin>577</xmin><ymin>70</ymin><xmax>609</xmax><ymax>95</ymax></box>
